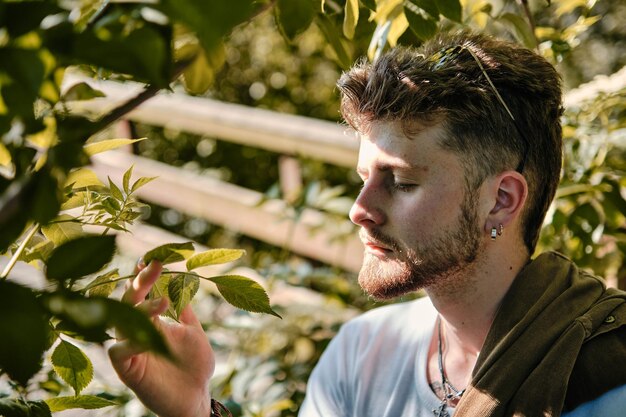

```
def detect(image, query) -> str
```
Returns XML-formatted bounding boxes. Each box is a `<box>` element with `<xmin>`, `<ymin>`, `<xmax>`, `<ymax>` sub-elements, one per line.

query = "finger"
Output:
<box><xmin>108</xmin><ymin>339</ymin><xmax>147</xmax><ymax>373</ymax></box>
<box><xmin>122</xmin><ymin>260</ymin><xmax>162</xmax><ymax>305</ymax></box>
<box><xmin>136</xmin><ymin>297</ymin><xmax>169</xmax><ymax>318</ymax></box>
<box><xmin>134</xmin><ymin>257</ymin><xmax>147</xmax><ymax>275</ymax></box>
<box><xmin>114</xmin><ymin>298</ymin><xmax>168</xmax><ymax>341</ymax></box>
<box><xmin>179</xmin><ymin>304</ymin><xmax>202</xmax><ymax>328</ymax></box>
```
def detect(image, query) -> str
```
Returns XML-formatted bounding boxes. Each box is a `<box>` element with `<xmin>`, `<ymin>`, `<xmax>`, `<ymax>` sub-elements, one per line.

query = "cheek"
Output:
<box><xmin>389</xmin><ymin>196</ymin><xmax>437</xmax><ymax>235</ymax></box>
<box><xmin>390</xmin><ymin>188</ymin><xmax>464</xmax><ymax>233</ymax></box>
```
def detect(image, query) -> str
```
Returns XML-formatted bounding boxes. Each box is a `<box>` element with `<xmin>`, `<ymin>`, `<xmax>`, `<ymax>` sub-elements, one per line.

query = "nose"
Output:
<box><xmin>349</xmin><ymin>181</ymin><xmax>386</xmax><ymax>227</ymax></box>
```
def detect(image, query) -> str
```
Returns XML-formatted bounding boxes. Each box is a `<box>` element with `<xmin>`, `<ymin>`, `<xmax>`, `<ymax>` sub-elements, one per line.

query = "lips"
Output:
<box><xmin>360</xmin><ymin>231</ymin><xmax>393</xmax><ymax>255</ymax></box>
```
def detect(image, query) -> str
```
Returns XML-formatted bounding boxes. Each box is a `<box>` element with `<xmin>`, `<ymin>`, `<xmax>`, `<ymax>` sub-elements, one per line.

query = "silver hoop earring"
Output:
<box><xmin>491</xmin><ymin>227</ymin><xmax>497</xmax><ymax>240</ymax></box>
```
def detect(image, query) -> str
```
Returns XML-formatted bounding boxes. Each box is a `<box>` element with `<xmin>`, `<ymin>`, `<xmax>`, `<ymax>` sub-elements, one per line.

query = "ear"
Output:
<box><xmin>484</xmin><ymin>171</ymin><xmax>528</xmax><ymax>234</ymax></box>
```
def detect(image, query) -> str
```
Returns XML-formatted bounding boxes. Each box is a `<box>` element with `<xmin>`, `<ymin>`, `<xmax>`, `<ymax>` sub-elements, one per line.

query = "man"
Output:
<box><xmin>109</xmin><ymin>31</ymin><xmax>626</xmax><ymax>417</ymax></box>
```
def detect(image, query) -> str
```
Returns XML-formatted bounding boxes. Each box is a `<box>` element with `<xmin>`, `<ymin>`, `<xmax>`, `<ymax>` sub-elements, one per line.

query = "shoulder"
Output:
<box><xmin>562</xmin><ymin>384</ymin><xmax>626</xmax><ymax>417</ymax></box>
<box><xmin>322</xmin><ymin>296</ymin><xmax>437</xmax><ymax>361</ymax></box>
<box><xmin>565</xmin><ymin>314</ymin><xmax>626</xmax><ymax>410</ymax></box>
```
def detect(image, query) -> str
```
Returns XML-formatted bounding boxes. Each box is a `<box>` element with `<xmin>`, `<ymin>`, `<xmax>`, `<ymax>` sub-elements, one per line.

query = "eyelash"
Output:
<box><xmin>392</xmin><ymin>182</ymin><xmax>417</xmax><ymax>192</ymax></box>
<box><xmin>357</xmin><ymin>177</ymin><xmax>417</xmax><ymax>193</ymax></box>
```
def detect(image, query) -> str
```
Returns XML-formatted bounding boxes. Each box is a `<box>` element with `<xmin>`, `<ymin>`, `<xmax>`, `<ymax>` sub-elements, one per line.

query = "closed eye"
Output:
<box><xmin>392</xmin><ymin>182</ymin><xmax>418</xmax><ymax>192</ymax></box>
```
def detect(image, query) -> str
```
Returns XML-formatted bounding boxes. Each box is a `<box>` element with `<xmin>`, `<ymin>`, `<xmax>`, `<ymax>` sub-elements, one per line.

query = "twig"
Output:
<box><xmin>80</xmin><ymin>270</ymin><xmax>201</xmax><ymax>293</ymax></box>
<box><xmin>518</xmin><ymin>0</ymin><xmax>539</xmax><ymax>51</ymax></box>
<box><xmin>249</xmin><ymin>0</ymin><xmax>277</xmax><ymax>20</ymax></box>
<box><xmin>95</xmin><ymin>57</ymin><xmax>195</xmax><ymax>131</ymax></box>
<box><xmin>0</xmin><ymin>223</ymin><xmax>40</xmax><ymax>280</ymax></box>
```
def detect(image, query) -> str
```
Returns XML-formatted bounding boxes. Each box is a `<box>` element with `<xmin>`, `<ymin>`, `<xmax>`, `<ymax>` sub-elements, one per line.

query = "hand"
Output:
<box><xmin>108</xmin><ymin>260</ymin><xmax>215</xmax><ymax>417</ymax></box>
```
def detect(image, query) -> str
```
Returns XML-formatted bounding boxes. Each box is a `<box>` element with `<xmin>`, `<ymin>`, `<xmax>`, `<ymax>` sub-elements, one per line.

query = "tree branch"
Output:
<box><xmin>0</xmin><ymin>223</ymin><xmax>39</xmax><ymax>280</ymax></box>
<box><xmin>518</xmin><ymin>0</ymin><xmax>539</xmax><ymax>51</ymax></box>
<box><xmin>96</xmin><ymin>57</ymin><xmax>195</xmax><ymax>129</ymax></box>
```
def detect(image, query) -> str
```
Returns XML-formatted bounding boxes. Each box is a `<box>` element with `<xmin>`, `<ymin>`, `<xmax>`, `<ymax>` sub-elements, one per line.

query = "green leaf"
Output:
<box><xmin>168</xmin><ymin>273</ymin><xmax>200</xmax><ymax>318</ymax></box>
<box><xmin>0</xmin><ymin>48</ymin><xmax>46</xmax><ymax>107</ymax></box>
<box><xmin>343</xmin><ymin>0</ymin><xmax>360</xmax><ymax>39</ymax></box>
<box><xmin>20</xmin><ymin>240</ymin><xmax>55</xmax><ymax>264</ymax></box>
<box><xmin>144</xmin><ymin>242</ymin><xmax>195</xmax><ymax>265</ymax></box>
<box><xmin>45</xmin><ymin>322</ymin><xmax>60</xmax><ymax>351</ymax></box>
<box><xmin>405</xmin><ymin>3</ymin><xmax>439</xmax><ymax>41</ymax></box>
<box><xmin>51</xmin><ymin>340</ymin><xmax>93</xmax><ymax>395</ymax></box>
<box><xmin>208</xmin><ymin>275</ymin><xmax>281</xmax><ymax>318</ymax></box>
<box><xmin>32</xmin><ymin>170</ymin><xmax>61</xmax><ymax>224</ymax></box>
<box><xmin>106</xmin><ymin>298</ymin><xmax>171</xmax><ymax>355</ymax></box>
<box><xmin>555</xmin><ymin>0</ymin><xmax>587</xmax><ymax>16</ymax></box>
<box><xmin>73</xmin><ymin>0</ymin><xmax>108</xmax><ymax>31</ymax></box>
<box><xmin>499</xmin><ymin>13</ymin><xmax>537</xmax><ymax>49</ymax></box>
<box><xmin>101</xmin><ymin>196</ymin><xmax>121</xmax><ymax>215</ymax></box>
<box><xmin>0</xmin><ymin>398</ymin><xmax>51</xmax><ymax>417</ymax></box>
<box><xmin>45</xmin><ymin>395</ymin><xmax>117</xmax><ymax>412</ymax></box>
<box><xmin>0</xmin><ymin>281</ymin><xmax>48</xmax><ymax>385</ymax></box>
<box><xmin>62</xmin><ymin>82</ymin><xmax>106</xmax><ymax>101</ymax></box>
<box><xmin>316</xmin><ymin>15</ymin><xmax>352</xmax><ymax>69</ymax></box>
<box><xmin>44</xmin><ymin>19</ymin><xmax>172</xmax><ymax>87</ymax></box>
<box><xmin>46</xmin><ymin>235</ymin><xmax>116</xmax><ymax>282</ymax></box>
<box><xmin>186</xmin><ymin>248</ymin><xmax>245</xmax><ymax>270</ymax></box>
<box><xmin>41</xmin><ymin>214</ymin><xmax>84</xmax><ymax>246</ymax></box>
<box><xmin>276</xmin><ymin>0</ymin><xmax>315</xmax><ymax>41</ymax></box>
<box><xmin>83</xmin><ymin>138</ymin><xmax>147</xmax><ymax>156</ymax></box>
<box><xmin>181</xmin><ymin>42</ymin><xmax>226</xmax><ymax>95</ymax></box>
<box><xmin>1</xmin><ymin>1</ymin><xmax>63</xmax><ymax>37</ymax></box>
<box><xmin>54</xmin><ymin>116</ymin><xmax>103</xmax><ymax>146</ymax></box>
<box><xmin>149</xmin><ymin>274</ymin><xmax>178</xmax><ymax>319</ymax></box>
<box><xmin>86</xmin><ymin>269</ymin><xmax>120</xmax><ymax>298</ymax></box>
<box><xmin>434</xmin><ymin>0</ymin><xmax>462</xmax><ymax>22</ymax></box>
<box><xmin>60</xmin><ymin>191</ymin><xmax>88</xmax><ymax>210</ymax></box>
<box><xmin>65</xmin><ymin>167</ymin><xmax>104</xmax><ymax>189</ymax></box>
<box><xmin>158</xmin><ymin>0</ymin><xmax>254</xmax><ymax>54</ymax></box>
<box><xmin>43</xmin><ymin>293</ymin><xmax>170</xmax><ymax>356</ymax></box>
<box><xmin>0</xmin><ymin>142</ymin><xmax>11</xmax><ymax>167</ymax></box>
<box><xmin>122</xmin><ymin>165</ymin><xmax>134</xmax><ymax>194</ymax></box>
<box><xmin>131</xmin><ymin>175</ymin><xmax>157</xmax><ymax>193</ymax></box>
<box><xmin>108</xmin><ymin>176</ymin><xmax>124</xmax><ymax>201</ymax></box>
<box><xmin>54</xmin><ymin>319</ymin><xmax>112</xmax><ymax>344</ymax></box>
<box><xmin>0</xmin><ymin>177</ymin><xmax>31</xmax><ymax>253</ymax></box>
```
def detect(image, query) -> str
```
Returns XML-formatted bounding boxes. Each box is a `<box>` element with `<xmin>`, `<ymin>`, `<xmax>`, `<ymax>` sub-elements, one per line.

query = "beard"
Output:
<box><xmin>358</xmin><ymin>191</ymin><xmax>482</xmax><ymax>300</ymax></box>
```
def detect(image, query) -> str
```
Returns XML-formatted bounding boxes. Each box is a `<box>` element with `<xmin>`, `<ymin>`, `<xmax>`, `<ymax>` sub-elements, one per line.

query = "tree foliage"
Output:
<box><xmin>0</xmin><ymin>1</ymin><xmax>278</xmax><ymax>414</ymax></box>
<box><xmin>0</xmin><ymin>0</ymin><xmax>624</xmax><ymax>416</ymax></box>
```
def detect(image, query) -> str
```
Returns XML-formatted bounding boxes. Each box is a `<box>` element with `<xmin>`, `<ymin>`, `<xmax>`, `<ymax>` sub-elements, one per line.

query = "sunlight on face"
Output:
<box><xmin>358</xmin><ymin>189</ymin><xmax>482</xmax><ymax>299</ymax></box>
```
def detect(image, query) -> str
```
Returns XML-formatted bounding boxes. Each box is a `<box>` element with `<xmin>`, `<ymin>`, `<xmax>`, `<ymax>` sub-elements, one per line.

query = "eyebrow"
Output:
<box><xmin>356</xmin><ymin>162</ymin><xmax>427</xmax><ymax>177</ymax></box>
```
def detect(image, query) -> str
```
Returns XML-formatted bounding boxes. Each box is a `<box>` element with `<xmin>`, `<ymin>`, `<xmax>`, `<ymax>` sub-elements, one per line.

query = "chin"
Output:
<box><xmin>358</xmin><ymin>255</ymin><xmax>429</xmax><ymax>300</ymax></box>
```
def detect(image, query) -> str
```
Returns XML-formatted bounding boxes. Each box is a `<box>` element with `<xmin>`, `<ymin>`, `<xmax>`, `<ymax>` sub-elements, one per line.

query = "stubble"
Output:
<box><xmin>358</xmin><ymin>190</ymin><xmax>482</xmax><ymax>300</ymax></box>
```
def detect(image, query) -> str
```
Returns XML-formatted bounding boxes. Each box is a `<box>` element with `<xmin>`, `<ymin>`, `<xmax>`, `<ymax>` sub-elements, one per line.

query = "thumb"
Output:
<box><xmin>108</xmin><ymin>339</ymin><xmax>146</xmax><ymax>377</ymax></box>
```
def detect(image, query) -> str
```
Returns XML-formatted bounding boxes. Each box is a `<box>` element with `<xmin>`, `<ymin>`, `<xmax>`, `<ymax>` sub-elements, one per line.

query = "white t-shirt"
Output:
<box><xmin>299</xmin><ymin>297</ymin><xmax>626</xmax><ymax>417</ymax></box>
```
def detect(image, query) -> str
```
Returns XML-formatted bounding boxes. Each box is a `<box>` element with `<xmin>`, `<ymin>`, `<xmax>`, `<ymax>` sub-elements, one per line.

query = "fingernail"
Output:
<box><xmin>137</xmin><ymin>257</ymin><xmax>146</xmax><ymax>269</ymax></box>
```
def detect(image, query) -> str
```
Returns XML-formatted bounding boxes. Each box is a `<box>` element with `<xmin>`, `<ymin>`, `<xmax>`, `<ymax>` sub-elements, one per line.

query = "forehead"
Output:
<box><xmin>357</xmin><ymin>121</ymin><xmax>454</xmax><ymax>170</ymax></box>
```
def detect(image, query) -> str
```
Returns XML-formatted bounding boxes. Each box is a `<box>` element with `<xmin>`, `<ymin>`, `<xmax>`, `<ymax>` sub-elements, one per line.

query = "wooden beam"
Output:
<box><xmin>91</xmin><ymin>151</ymin><xmax>364</xmax><ymax>272</ymax></box>
<box><xmin>65</xmin><ymin>74</ymin><xmax>359</xmax><ymax>168</ymax></box>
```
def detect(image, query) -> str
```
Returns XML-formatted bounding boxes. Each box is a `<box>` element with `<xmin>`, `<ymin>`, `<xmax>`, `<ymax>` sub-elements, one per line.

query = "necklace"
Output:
<box><xmin>432</xmin><ymin>317</ymin><xmax>466</xmax><ymax>417</ymax></box>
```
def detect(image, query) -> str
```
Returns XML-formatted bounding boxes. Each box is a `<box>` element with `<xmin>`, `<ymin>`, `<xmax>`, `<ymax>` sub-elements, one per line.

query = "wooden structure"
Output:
<box><xmin>66</xmin><ymin>75</ymin><xmax>364</xmax><ymax>272</ymax></box>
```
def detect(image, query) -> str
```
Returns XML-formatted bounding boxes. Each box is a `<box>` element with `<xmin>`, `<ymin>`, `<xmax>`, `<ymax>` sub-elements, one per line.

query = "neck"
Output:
<box><xmin>425</xmin><ymin>245</ymin><xmax>530</xmax><ymax>355</ymax></box>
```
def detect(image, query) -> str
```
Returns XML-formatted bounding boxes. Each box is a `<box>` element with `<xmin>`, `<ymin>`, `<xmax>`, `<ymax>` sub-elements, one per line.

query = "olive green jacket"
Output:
<box><xmin>455</xmin><ymin>251</ymin><xmax>626</xmax><ymax>417</ymax></box>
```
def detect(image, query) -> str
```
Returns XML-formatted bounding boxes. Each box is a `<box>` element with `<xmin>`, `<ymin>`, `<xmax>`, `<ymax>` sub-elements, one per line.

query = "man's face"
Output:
<box><xmin>350</xmin><ymin>121</ymin><xmax>484</xmax><ymax>299</ymax></box>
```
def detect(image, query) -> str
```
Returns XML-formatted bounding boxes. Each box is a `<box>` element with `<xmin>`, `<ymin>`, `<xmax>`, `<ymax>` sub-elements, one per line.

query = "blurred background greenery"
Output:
<box><xmin>124</xmin><ymin>2</ymin><xmax>626</xmax><ymax>415</ymax></box>
<box><xmin>1</xmin><ymin>1</ymin><xmax>624</xmax><ymax>416</ymax></box>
